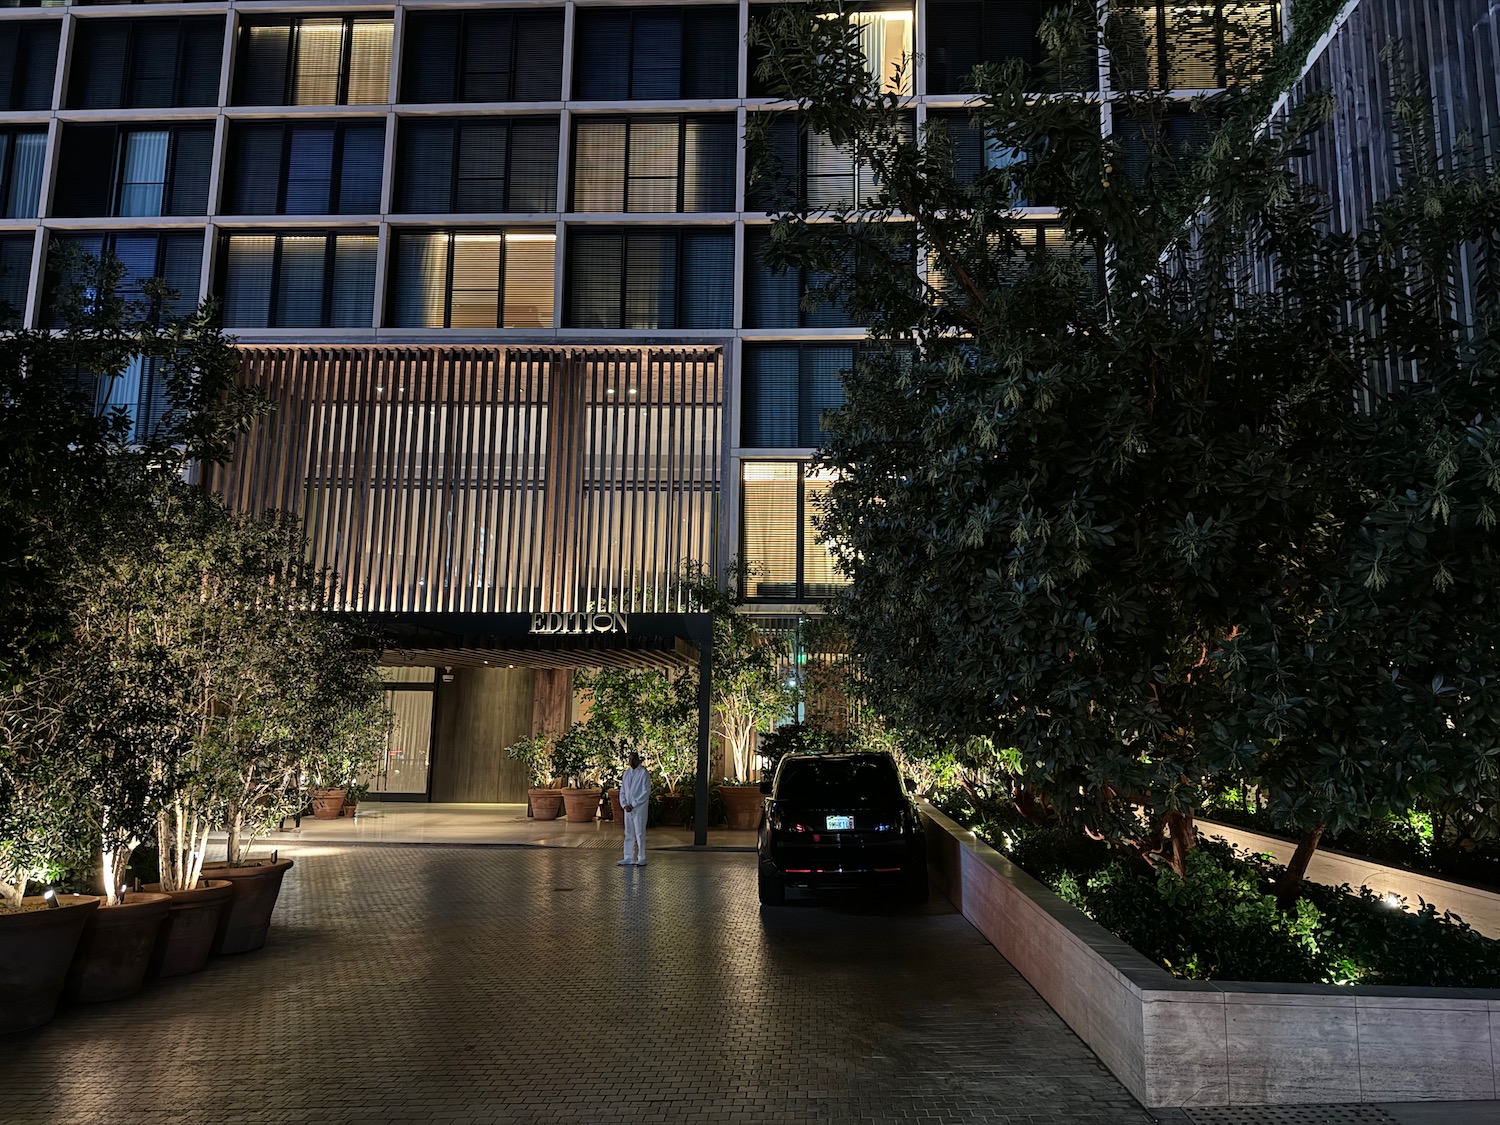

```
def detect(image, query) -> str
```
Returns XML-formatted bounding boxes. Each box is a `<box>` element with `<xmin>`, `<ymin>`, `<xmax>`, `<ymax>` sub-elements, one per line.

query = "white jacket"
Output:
<box><xmin>619</xmin><ymin>765</ymin><xmax>651</xmax><ymax>809</ymax></box>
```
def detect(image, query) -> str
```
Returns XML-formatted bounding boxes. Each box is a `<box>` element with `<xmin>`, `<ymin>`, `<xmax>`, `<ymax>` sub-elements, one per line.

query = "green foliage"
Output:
<box><xmin>752</xmin><ymin>3</ymin><xmax>1500</xmax><ymax>872</ymax></box>
<box><xmin>575</xmin><ymin>664</ymin><xmax>697</xmax><ymax>792</ymax></box>
<box><xmin>504</xmin><ymin>731</ymin><xmax>560</xmax><ymax>789</ymax></box>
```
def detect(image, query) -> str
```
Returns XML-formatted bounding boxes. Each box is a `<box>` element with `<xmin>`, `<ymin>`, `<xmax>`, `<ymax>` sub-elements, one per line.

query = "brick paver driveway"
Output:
<box><xmin>2</xmin><ymin>845</ymin><xmax>1154</xmax><ymax>1125</ymax></box>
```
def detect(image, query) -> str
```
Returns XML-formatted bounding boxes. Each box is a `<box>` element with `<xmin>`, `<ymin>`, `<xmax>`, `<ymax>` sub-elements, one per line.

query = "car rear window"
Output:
<box><xmin>774</xmin><ymin>758</ymin><xmax>901</xmax><ymax>803</ymax></box>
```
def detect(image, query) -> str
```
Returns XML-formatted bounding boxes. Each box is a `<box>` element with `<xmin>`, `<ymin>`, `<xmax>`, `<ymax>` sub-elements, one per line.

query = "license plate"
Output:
<box><xmin>825</xmin><ymin>815</ymin><xmax>853</xmax><ymax>830</ymax></box>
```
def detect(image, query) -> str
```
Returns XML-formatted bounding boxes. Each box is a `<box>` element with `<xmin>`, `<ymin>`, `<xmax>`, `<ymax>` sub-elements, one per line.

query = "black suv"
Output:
<box><xmin>756</xmin><ymin>751</ymin><xmax>928</xmax><ymax>905</ymax></box>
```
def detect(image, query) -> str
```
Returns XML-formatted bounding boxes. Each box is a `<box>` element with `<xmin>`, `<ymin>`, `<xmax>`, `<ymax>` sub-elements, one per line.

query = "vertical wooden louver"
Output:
<box><xmin>207</xmin><ymin>346</ymin><xmax>723</xmax><ymax>615</ymax></box>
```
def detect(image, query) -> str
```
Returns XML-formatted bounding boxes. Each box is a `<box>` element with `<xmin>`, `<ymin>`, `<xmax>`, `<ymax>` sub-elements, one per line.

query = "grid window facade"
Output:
<box><xmin>0</xmin><ymin>19</ymin><xmax>58</xmax><ymax>110</ymax></box>
<box><xmin>572</xmin><ymin>116</ymin><xmax>736</xmax><ymax>214</ymax></box>
<box><xmin>225</xmin><ymin>122</ymin><xmax>385</xmax><ymax>215</ymax></box>
<box><xmin>54</xmin><ymin>124</ymin><xmax>213</xmax><ymax>218</ymax></box>
<box><xmin>388</xmin><ymin>230</ymin><xmax>555</xmax><ymax>328</ymax></box>
<box><xmin>219</xmin><ymin>231</ymin><xmax>377</xmax><ymax>328</ymax></box>
<box><xmin>44</xmin><ymin>230</ymin><xmax>202</xmax><ymax>327</ymax></box>
<box><xmin>397</xmin><ymin>119</ymin><xmax>559</xmax><ymax>214</ymax></box>
<box><xmin>68</xmin><ymin>16</ymin><xmax>223</xmax><ymax>109</ymax></box>
<box><xmin>401</xmin><ymin>9</ymin><xmax>563</xmax><ymax>103</ymax></box>
<box><xmin>235</xmin><ymin>16</ymin><xmax>393</xmax><ymax>106</ymax></box>
<box><xmin>573</xmin><ymin>6</ymin><xmax>738</xmax><ymax>101</ymax></box>
<box><xmin>1107</xmin><ymin>1</ymin><xmax>1281</xmax><ymax>91</ymax></box>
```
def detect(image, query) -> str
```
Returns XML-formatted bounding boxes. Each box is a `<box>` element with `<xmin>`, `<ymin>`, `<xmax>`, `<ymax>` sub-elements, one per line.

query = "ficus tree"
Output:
<box><xmin>751</xmin><ymin>1</ymin><xmax>1500</xmax><ymax>893</ymax></box>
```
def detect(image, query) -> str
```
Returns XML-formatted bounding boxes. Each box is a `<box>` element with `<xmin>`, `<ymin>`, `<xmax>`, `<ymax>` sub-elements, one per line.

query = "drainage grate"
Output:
<box><xmin>1184</xmin><ymin>1108</ymin><xmax>1397</xmax><ymax>1125</ymax></box>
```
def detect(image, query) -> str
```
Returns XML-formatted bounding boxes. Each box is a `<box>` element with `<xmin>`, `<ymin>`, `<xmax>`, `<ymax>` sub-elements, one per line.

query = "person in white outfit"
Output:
<box><xmin>617</xmin><ymin>752</ymin><xmax>651</xmax><ymax>866</ymax></box>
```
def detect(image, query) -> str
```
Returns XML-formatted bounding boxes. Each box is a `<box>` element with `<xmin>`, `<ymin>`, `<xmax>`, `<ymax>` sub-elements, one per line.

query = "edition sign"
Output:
<box><xmin>529</xmin><ymin>612</ymin><xmax>629</xmax><ymax>636</ymax></box>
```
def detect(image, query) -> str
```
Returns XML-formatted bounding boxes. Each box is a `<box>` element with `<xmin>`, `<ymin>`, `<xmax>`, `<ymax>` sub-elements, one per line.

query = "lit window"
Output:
<box><xmin>388</xmin><ymin>230</ymin><xmax>556</xmax><ymax>329</ymax></box>
<box><xmin>741</xmin><ymin>461</ymin><xmax>847</xmax><ymax>601</ymax></box>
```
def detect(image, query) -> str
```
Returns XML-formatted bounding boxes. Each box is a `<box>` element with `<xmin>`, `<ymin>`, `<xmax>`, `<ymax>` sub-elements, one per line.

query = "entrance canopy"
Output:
<box><xmin>367</xmin><ymin>611</ymin><xmax>716</xmax><ymax>845</ymax></box>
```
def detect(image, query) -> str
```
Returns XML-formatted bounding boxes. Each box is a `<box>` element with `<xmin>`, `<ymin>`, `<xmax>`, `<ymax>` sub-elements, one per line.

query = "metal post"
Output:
<box><xmin>694</xmin><ymin>621</ymin><xmax>713</xmax><ymax>847</ymax></box>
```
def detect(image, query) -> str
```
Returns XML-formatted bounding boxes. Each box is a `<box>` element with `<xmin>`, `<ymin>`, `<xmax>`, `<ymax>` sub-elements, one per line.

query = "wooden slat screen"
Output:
<box><xmin>208</xmin><ymin>346</ymin><xmax>723</xmax><ymax>615</ymax></box>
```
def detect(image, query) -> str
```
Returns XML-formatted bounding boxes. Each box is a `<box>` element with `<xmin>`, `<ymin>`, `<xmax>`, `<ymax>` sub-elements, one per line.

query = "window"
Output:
<box><xmin>0</xmin><ymin>19</ymin><xmax>59</xmax><ymax>109</ymax></box>
<box><xmin>235</xmin><ymin>16</ymin><xmax>392</xmax><ymax>106</ymax></box>
<box><xmin>572</xmin><ymin>116</ymin><xmax>735</xmax><ymax>213</ymax></box>
<box><xmin>749</xmin><ymin>6</ymin><xmax>911</xmax><ymax>97</ymax></box>
<box><xmin>748</xmin><ymin>114</ymin><xmax>910</xmax><ymax>212</ymax></box>
<box><xmin>926</xmin><ymin>1</ymin><xmax>1047</xmax><ymax>94</ymax></box>
<box><xmin>742</xmin><ymin>344</ymin><xmax>854</xmax><ymax>447</ymax></box>
<box><xmin>927</xmin><ymin>223</ymin><xmax>1100</xmax><ymax>302</ymax></box>
<box><xmin>0</xmin><ymin>130</ymin><xmax>46</xmax><ymax>218</ymax></box>
<box><xmin>565</xmin><ymin>228</ymin><xmax>733</xmax><ymax>329</ymax></box>
<box><xmin>68</xmin><ymin>16</ymin><xmax>223</xmax><ymax>108</ymax></box>
<box><xmin>388</xmin><ymin>230</ymin><xmax>554</xmax><ymax>329</ymax></box>
<box><xmin>0</xmin><ymin>232</ymin><xmax>32</xmax><ymax>328</ymax></box>
<box><xmin>53</xmin><ymin>124</ymin><xmax>213</xmax><ymax>217</ymax></box>
<box><xmin>925</xmin><ymin>112</ymin><xmax>1028</xmax><ymax>200</ymax></box>
<box><xmin>744</xmin><ymin>226</ymin><xmax>846</xmax><ymax>329</ymax></box>
<box><xmin>224</xmin><ymin>122</ymin><xmax>384</xmax><ymax>215</ymax></box>
<box><xmin>45</xmin><ymin>231</ymin><xmax>202</xmax><ymax>327</ymax></box>
<box><xmin>396</xmin><ymin>119</ymin><xmax>558</xmax><ymax>214</ymax></box>
<box><xmin>1107</xmin><ymin>1</ymin><xmax>1281</xmax><ymax>91</ymax></box>
<box><xmin>740</xmin><ymin>461</ymin><xmax>845</xmax><ymax>600</ymax></box>
<box><xmin>1112</xmin><ymin>107</ymin><xmax>1211</xmax><ymax>185</ymax></box>
<box><xmin>401</xmin><ymin>10</ymin><xmax>563</xmax><ymax>103</ymax></box>
<box><xmin>219</xmin><ymin>232</ymin><xmax>377</xmax><ymax>328</ymax></box>
<box><xmin>573</xmin><ymin>7</ymin><xmax>737</xmax><ymax>100</ymax></box>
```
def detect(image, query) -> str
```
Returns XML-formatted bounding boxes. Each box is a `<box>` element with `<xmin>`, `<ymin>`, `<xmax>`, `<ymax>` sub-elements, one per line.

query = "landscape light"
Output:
<box><xmin>1383</xmin><ymin>893</ymin><xmax>1403</xmax><ymax>909</ymax></box>
<box><xmin>43</xmin><ymin>888</ymin><xmax>59</xmax><ymax>909</ymax></box>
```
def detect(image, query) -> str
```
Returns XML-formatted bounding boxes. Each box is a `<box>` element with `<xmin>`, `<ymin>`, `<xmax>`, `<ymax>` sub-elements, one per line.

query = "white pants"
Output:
<box><xmin>622</xmin><ymin>808</ymin><xmax>647</xmax><ymax>863</ymax></box>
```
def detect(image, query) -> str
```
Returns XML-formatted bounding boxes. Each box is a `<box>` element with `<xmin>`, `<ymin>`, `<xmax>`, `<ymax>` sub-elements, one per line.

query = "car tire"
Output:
<box><xmin>904</xmin><ymin>865</ymin><xmax>929</xmax><ymax>904</ymax></box>
<box><xmin>758</xmin><ymin>867</ymin><xmax>785</xmax><ymax>905</ymax></box>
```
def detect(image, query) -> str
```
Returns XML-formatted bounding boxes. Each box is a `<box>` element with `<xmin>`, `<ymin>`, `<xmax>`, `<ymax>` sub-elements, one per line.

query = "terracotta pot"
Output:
<box><xmin>656</xmin><ymin>792</ymin><xmax>684</xmax><ymax>826</ymax></box>
<box><xmin>201</xmin><ymin>858</ymin><xmax>295</xmax><ymax>956</ymax></box>
<box><xmin>0</xmin><ymin>894</ymin><xmax>100</xmax><ymax>1032</ymax></box>
<box><xmin>310</xmin><ymin>787</ymin><xmax>346</xmax><ymax>819</ymax></box>
<box><xmin>142</xmin><ymin>879</ymin><xmax>233</xmax><ymax>979</ymax></box>
<box><xmin>63</xmin><ymin>892</ymin><xmax>170</xmax><ymax>1004</ymax></box>
<box><xmin>341</xmin><ymin>801</ymin><xmax>358</xmax><ymax>818</ymax></box>
<box><xmin>529</xmin><ymin>787</ymin><xmax>563</xmax><ymax>820</ymax></box>
<box><xmin>720</xmin><ymin>785</ymin><xmax>766</xmax><ymax>831</ymax></box>
<box><xmin>608</xmin><ymin>789</ymin><xmax>624</xmax><ymax>825</ymax></box>
<box><xmin>561</xmin><ymin>787</ymin><xmax>602</xmax><ymax>823</ymax></box>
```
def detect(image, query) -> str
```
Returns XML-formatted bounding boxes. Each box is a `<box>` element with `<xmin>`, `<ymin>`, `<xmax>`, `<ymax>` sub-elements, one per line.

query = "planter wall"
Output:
<box><xmin>202</xmin><ymin>857</ymin><xmax>294</xmax><ymax>955</ymax></box>
<box><xmin>918</xmin><ymin>803</ymin><xmax>1500</xmax><ymax>1109</ymax></box>
<box><xmin>0</xmin><ymin>895</ymin><xmax>99</xmax><ymax>1032</ymax></box>
<box><xmin>63</xmin><ymin>891</ymin><xmax>170</xmax><ymax>1003</ymax></box>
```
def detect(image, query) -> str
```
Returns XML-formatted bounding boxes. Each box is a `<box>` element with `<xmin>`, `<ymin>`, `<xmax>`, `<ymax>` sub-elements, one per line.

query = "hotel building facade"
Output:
<box><xmin>0</xmin><ymin>0</ymin><xmax>1289</xmax><ymax>803</ymax></box>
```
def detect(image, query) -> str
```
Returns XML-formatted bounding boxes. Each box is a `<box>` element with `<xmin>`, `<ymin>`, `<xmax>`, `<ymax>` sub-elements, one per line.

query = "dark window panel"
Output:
<box><xmin>565</xmin><ymin>227</ymin><xmax>731</xmax><ymax>329</ymax></box>
<box><xmin>742</xmin><ymin>343</ymin><xmax>854</xmax><ymax>447</ymax></box>
<box><xmin>0</xmin><ymin>232</ymin><xmax>32</xmax><ymax>328</ymax></box>
<box><xmin>574</xmin><ymin>7</ymin><xmax>736</xmax><ymax>100</ymax></box>
<box><xmin>68</xmin><ymin>17</ymin><xmax>223</xmax><ymax>109</ymax></box>
<box><xmin>44</xmin><ymin>229</ymin><xmax>203</xmax><ymax>327</ymax></box>
<box><xmin>0</xmin><ymin>129</ymin><xmax>47</xmax><ymax>218</ymax></box>
<box><xmin>219</xmin><ymin>231</ymin><xmax>375</xmax><ymax>328</ymax></box>
<box><xmin>226</xmin><ymin>122</ymin><xmax>387</xmax><ymax>215</ymax></box>
<box><xmin>401</xmin><ymin>10</ymin><xmax>563</xmax><ymax>103</ymax></box>
<box><xmin>396</xmin><ymin>118</ymin><xmax>558</xmax><ymax>213</ymax></box>
<box><xmin>0</xmin><ymin>20</ymin><xmax>60</xmax><ymax>110</ymax></box>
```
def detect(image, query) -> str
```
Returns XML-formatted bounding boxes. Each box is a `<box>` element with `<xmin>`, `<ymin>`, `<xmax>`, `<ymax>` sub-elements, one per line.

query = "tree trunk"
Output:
<box><xmin>1165</xmin><ymin>809</ymin><xmax>1195</xmax><ymax>877</ymax></box>
<box><xmin>1275</xmin><ymin>821</ymin><xmax>1326</xmax><ymax>908</ymax></box>
<box><xmin>225</xmin><ymin>806</ymin><xmax>243</xmax><ymax>867</ymax></box>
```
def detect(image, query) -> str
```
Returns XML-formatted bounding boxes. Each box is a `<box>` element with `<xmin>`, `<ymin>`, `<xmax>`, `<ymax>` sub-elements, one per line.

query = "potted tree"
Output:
<box><xmin>505</xmin><ymin>732</ymin><xmax>564</xmax><ymax>820</ymax></box>
<box><xmin>0</xmin><ymin>667</ymin><xmax>101</xmax><ymax>1032</ymax></box>
<box><xmin>554</xmin><ymin>723</ymin><xmax>605</xmax><ymax>822</ymax></box>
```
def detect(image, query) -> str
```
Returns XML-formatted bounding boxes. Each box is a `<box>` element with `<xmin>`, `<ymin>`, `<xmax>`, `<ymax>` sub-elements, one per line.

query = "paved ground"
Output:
<box><xmin>4</xmin><ymin>843</ymin><xmax>1155</xmax><ymax>1125</ymax></box>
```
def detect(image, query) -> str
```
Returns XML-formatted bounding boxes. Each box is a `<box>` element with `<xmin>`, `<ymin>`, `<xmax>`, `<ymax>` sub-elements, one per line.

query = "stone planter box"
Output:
<box><xmin>918</xmin><ymin>803</ymin><xmax>1500</xmax><ymax>1108</ymax></box>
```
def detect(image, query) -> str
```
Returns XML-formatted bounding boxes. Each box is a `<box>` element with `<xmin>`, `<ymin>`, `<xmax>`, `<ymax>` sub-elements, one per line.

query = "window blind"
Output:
<box><xmin>44</xmin><ymin>230</ymin><xmax>203</xmax><ymax>327</ymax></box>
<box><xmin>388</xmin><ymin>229</ymin><xmax>556</xmax><ymax>329</ymax></box>
<box><xmin>747</xmin><ymin>113</ymin><xmax>908</xmax><ymax>212</ymax></box>
<box><xmin>740</xmin><ymin>461</ymin><xmax>801</xmax><ymax>599</ymax></box>
<box><xmin>572</xmin><ymin>115</ymin><xmax>734</xmax><ymax>213</ymax></box>
<box><xmin>574</xmin><ymin>7</ymin><xmax>737</xmax><ymax>100</ymax></box>
<box><xmin>401</xmin><ymin>10</ymin><xmax>563</xmax><ymax>103</ymax></box>
<box><xmin>397</xmin><ymin>119</ymin><xmax>559</xmax><ymax>214</ymax></box>
<box><xmin>743</xmin><ymin>227</ymin><xmax>855</xmax><ymax>329</ymax></box>
<box><xmin>220</xmin><ymin>232</ymin><xmax>376</xmax><ymax>328</ymax></box>
<box><xmin>0</xmin><ymin>20</ymin><xmax>58</xmax><ymax>110</ymax></box>
<box><xmin>742</xmin><ymin>344</ymin><xmax>853</xmax><ymax>448</ymax></box>
<box><xmin>0</xmin><ymin>232</ymin><xmax>32</xmax><ymax>328</ymax></box>
<box><xmin>55</xmin><ymin>124</ymin><xmax>213</xmax><ymax>217</ymax></box>
<box><xmin>227</xmin><ymin>122</ymin><xmax>386</xmax><ymax>215</ymax></box>
<box><xmin>69</xmin><ymin>17</ymin><xmax>223</xmax><ymax>109</ymax></box>
<box><xmin>565</xmin><ymin>228</ymin><xmax>732</xmax><ymax>329</ymax></box>
<box><xmin>236</xmin><ymin>17</ymin><xmax>392</xmax><ymax>106</ymax></box>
